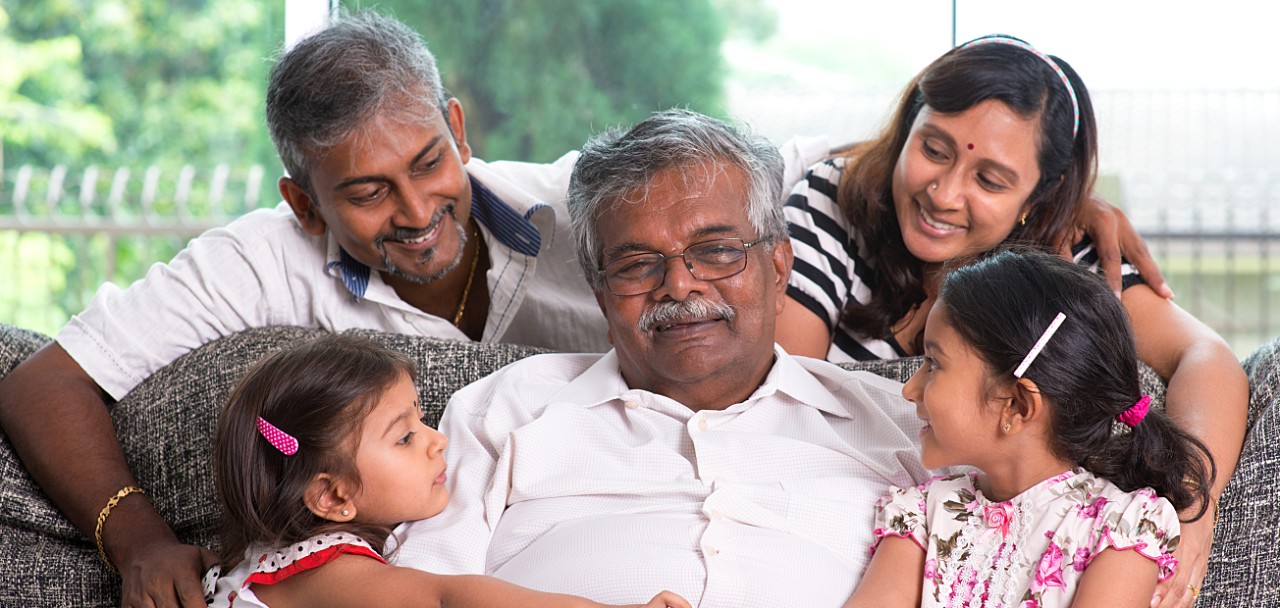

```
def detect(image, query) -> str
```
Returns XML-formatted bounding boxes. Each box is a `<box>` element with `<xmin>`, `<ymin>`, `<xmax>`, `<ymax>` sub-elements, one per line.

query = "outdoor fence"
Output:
<box><xmin>3</xmin><ymin>162</ymin><xmax>1278</xmax><ymax>357</ymax></box>
<box><xmin>1</xmin><ymin>163</ymin><xmax>269</xmax><ymax>336</ymax></box>
<box><xmin>4</xmin><ymin>121</ymin><xmax>1280</xmax><ymax>357</ymax></box>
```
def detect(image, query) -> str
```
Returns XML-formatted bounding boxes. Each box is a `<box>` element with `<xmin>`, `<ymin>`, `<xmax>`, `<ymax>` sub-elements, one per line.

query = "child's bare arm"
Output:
<box><xmin>253</xmin><ymin>553</ymin><xmax>690</xmax><ymax>608</ymax></box>
<box><xmin>1070</xmin><ymin>548</ymin><xmax>1159</xmax><ymax>608</ymax></box>
<box><xmin>842</xmin><ymin>537</ymin><xmax>924</xmax><ymax>608</ymax></box>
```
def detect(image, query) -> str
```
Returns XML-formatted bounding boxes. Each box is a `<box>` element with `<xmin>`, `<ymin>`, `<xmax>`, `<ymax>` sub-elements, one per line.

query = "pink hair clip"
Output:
<box><xmin>257</xmin><ymin>416</ymin><xmax>299</xmax><ymax>455</ymax></box>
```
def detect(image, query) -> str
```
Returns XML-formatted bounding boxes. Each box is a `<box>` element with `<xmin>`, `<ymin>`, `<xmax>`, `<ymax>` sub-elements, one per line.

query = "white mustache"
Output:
<box><xmin>638</xmin><ymin>298</ymin><xmax>734</xmax><ymax>333</ymax></box>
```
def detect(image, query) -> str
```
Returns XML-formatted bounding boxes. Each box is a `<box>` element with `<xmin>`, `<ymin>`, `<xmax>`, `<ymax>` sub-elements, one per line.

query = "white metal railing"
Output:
<box><xmin>2</xmin><ymin>162</ymin><xmax>1278</xmax><ymax>356</ymax></box>
<box><xmin>2</xmin><ymin>164</ymin><xmax>266</xmax><ymax>236</ymax></box>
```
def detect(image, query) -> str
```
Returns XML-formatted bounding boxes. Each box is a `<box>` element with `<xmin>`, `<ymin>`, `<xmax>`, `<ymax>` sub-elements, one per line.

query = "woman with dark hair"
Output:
<box><xmin>777</xmin><ymin>36</ymin><xmax>1245</xmax><ymax>608</ymax></box>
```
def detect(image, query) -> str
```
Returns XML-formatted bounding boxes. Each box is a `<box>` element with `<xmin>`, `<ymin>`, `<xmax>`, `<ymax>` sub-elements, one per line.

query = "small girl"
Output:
<box><xmin>204</xmin><ymin>333</ymin><xmax>689</xmax><ymax>608</ymax></box>
<box><xmin>846</xmin><ymin>250</ymin><xmax>1215</xmax><ymax>608</ymax></box>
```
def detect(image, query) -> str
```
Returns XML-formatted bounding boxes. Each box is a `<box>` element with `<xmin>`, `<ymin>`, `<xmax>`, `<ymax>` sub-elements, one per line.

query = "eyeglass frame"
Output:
<box><xmin>598</xmin><ymin>236</ymin><xmax>771</xmax><ymax>296</ymax></box>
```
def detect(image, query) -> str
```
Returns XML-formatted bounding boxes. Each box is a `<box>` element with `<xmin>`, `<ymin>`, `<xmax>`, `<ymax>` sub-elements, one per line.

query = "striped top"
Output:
<box><xmin>784</xmin><ymin>158</ymin><xmax>1144</xmax><ymax>363</ymax></box>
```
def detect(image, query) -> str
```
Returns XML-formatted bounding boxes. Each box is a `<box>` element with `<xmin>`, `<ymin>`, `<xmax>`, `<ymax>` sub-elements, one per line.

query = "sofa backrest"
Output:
<box><xmin>0</xmin><ymin>322</ymin><xmax>1178</xmax><ymax>607</ymax></box>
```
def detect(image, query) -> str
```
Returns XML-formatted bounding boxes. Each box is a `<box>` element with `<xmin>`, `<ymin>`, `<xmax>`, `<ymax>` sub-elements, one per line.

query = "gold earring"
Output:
<box><xmin>1002</xmin><ymin>423</ymin><xmax>1011</xmax><ymax>433</ymax></box>
<box><xmin>1019</xmin><ymin>212</ymin><xmax>1027</xmax><ymax>226</ymax></box>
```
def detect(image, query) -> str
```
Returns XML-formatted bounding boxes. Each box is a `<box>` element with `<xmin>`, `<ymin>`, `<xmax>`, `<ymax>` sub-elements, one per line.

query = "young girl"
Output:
<box><xmin>846</xmin><ymin>250</ymin><xmax>1215</xmax><ymax>608</ymax></box>
<box><xmin>204</xmin><ymin>333</ymin><xmax>689</xmax><ymax>608</ymax></box>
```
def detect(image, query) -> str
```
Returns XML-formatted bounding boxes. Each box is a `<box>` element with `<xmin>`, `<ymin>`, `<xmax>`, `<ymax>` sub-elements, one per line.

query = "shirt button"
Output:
<box><xmin>623</xmin><ymin>399</ymin><xmax>640</xmax><ymax>409</ymax></box>
<box><xmin>703</xmin><ymin>545</ymin><xmax>720</xmax><ymax>557</ymax></box>
<box><xmin>697</xmin><ymin>418</ymin><xmax>709</xmax><ymax>432</ymax></box>
<box><xmin>711</xmin><ymin>509</ymin><xmax>724</xmax><ymax>520</ymax></box>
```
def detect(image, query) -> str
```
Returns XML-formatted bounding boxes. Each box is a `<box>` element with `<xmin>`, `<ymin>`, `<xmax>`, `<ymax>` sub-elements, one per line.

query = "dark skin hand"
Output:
<box><xmin>1064</xmin><ymin>193</ymin><xmax>1173</xmax><ymax>300</ymax></box>
<box><xmin>0</xmin><ymin>343</ymin><xmax>214</xmax><ymax>608</ymax></box>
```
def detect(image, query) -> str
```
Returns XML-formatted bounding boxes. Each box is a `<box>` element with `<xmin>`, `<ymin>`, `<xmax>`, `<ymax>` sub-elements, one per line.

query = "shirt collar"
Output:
<box><xmin>322</xmin><ymin>175</ymin><xmax>543</xmax><ymax>300</ymax></box>
<box><xmin>558</xmin><ymin>345</ymin><xmax>854</xmax><ymax>419</ymax></box>
<box><xmin>468</xmin><ymin>176</ymin><xmax>543</xmax><ymax>256</ymax></box>
<box><xmin>325</xmin><ymin>242</ymin><xmax>371</xmax><ymax>301</ymax></box>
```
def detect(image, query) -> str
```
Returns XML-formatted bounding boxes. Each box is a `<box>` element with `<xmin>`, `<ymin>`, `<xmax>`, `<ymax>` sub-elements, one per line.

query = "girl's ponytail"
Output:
<box><xmin>1083</xmin><ymin>398</ymin><xmax>1215</xmax><ymax>519</ymax></box>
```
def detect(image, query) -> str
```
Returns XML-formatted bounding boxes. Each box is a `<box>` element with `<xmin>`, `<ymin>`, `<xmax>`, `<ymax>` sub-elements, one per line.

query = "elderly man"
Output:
<box><xmin>395</xmin><ymin>109</ymin><xmax>928</xmax><ymax>607</ymax></box>
<box><xmin>0</xmin><ymin>14</ymin><xmax>832</xmax><ymax>608</ymax></box>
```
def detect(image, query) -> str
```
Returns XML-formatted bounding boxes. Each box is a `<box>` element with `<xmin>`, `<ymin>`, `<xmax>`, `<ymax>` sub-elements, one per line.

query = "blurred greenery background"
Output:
<box><xmin>2</xmin><ymin>1</ymin><xmax>1276</xmax><ymax>354</ymax></box>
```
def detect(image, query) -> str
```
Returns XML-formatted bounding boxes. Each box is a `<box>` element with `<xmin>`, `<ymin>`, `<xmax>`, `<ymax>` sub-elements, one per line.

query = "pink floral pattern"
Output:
<box><xmin>985</xmin><ymin>502</ymin><xmax>1014</xmax><ymax>538</ymax></box>
<box><xmin>871</xmin><ymin>469</ymin><xmax>1180</xmax><ymax>607</ymax></box>
<box><xmin>1032</xmin><ymin>543</ymin><xmax>1067</xmax><ymax>593</ymax></box>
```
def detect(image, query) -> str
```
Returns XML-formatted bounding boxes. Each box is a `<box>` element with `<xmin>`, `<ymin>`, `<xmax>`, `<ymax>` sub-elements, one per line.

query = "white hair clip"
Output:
<box><xmin>1013</xmin><ymin>312</ymin><xmax>1066</xmax><ymax>378</ymax></box>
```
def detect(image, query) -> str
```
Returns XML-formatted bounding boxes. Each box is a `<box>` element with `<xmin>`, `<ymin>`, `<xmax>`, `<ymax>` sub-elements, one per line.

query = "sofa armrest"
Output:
<box><xmin>1202</xmin><ymin>335</ymin><xmax>1280</xmax><ymax>606</ymax></box>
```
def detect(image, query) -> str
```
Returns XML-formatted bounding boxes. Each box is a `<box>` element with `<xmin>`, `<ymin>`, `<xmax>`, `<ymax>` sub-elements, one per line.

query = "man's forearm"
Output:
<box><xmin>0</xmin><ymin>343</ymin><xmax>174</xmax><ymax>565</ymax></box>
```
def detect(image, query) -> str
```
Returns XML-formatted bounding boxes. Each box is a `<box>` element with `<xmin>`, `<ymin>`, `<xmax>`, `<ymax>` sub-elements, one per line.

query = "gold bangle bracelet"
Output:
<box><xmin>94</xmin><ymin>485</ymin><xmax>146</xmax><ymax>573</ymax></box>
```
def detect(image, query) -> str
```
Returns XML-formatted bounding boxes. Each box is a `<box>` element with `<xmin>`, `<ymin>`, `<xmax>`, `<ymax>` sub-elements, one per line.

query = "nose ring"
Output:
<box><xmin>929</xmin><ymin>182</ymin><xmax>938</xmax><ymax>192</ymax></box>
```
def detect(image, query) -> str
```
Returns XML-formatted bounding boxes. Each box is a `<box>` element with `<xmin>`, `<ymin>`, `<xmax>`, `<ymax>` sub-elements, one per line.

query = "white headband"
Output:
<box><xmin>960</xmin><ymin>36</ymin><xmax>1080</xmax><ymax>139</ymax></box>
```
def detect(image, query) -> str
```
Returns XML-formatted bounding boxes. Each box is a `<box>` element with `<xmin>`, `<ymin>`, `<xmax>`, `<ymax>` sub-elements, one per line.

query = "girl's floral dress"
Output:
<box><xmin>872</xmin><ymin>468</ymin><xmax>1180</xmax><ymax>608</ymax></box>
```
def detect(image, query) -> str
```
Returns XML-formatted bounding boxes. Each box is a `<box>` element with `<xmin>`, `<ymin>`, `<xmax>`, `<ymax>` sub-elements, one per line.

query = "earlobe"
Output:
<box><xmin>446</xmin><ymin>98</ymin><xmax>472</xmax><ymax>164</ymax></box>
<box><xmin>1002</xmin><ymin>378</ymin><xmax>1045</xmax><ymax>433</ymax></box>
<box><xmin>281</xmin><ymin>177</ymin><xmax>327</xmax><ymax>236</ymax></box>
<box><xmin>303</xmin><ymin>474</ymin><xmax>356</xmax><ymax>523</ymax></box>
<box><xmin>772</xmin><ymin>240</ymin><xmax>794</xmax><ymax>292</ymax></box>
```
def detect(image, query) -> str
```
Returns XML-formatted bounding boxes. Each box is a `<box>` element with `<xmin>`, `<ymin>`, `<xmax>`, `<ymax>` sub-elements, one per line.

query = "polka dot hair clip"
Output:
<box><xmin>257</xmin><ymin>416</ymin><xmax>299</xmax><ymax>455</ymax></box>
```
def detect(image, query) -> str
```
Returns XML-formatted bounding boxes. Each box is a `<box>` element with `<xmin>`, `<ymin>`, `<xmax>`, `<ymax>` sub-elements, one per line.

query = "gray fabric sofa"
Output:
<box><xmin>1</xmin><ymin>321</ymin><xmax>1277</xmax><ymax>606</ymax></box>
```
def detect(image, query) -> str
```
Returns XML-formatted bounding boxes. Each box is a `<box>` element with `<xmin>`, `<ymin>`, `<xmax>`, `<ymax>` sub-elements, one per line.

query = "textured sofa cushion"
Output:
<box><xmin>1202</xmin><ymin>336</ymin><xmax>1280</xmax><ymax>606</ymax></box>
<box><xmin>0</xmin><ymin>322</ymin><xmax>1276</xmax><ymax>607</ymax></box>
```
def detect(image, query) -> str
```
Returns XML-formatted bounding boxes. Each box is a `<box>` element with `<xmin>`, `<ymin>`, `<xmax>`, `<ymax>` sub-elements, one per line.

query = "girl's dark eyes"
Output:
<box><xmin>923</xmin><ymin>356</ymin><xmax>938</xmax><ymax>371</ymax></box>
<box><xmin>398</xmin><ymin>431</ymin><xmax>416</xmax><ymax>446</ymax></box>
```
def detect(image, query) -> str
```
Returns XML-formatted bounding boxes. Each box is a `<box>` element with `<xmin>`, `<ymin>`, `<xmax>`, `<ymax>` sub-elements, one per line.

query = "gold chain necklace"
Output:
<box><xmin>452</xmin><ymin>225</ymin><xmax>481</xmax><ymax>327</ymax></box>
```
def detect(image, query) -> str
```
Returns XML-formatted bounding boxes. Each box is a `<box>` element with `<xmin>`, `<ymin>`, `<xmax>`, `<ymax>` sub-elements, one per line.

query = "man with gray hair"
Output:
<box><xmin>395</xmin><ymin>109</ymin><xmax>926</xmax><ymax>607</ymax></box>
<box><xmin>0</xmin><ymin>14</ymin><xmax>832</xmax><ymax>608</ymax></box>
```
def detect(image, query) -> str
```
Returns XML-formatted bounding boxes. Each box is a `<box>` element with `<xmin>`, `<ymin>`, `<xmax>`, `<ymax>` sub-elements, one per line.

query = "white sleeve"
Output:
<box><xmin>777</xmin><ymin>135</ymin><xmax>831</xmax><ymax>192</ymax></box>
<box><xmin>56</xmin><ymin>211</ymin><xmax>295</xmax><ymax>399</ymax></box>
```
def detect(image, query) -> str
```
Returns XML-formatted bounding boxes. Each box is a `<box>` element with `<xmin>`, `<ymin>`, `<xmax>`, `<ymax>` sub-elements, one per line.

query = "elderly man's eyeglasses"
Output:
<box><xmin>601</xmin><ymin>237</ymin><xmax>768</xmax><ymax>296</ymax></box>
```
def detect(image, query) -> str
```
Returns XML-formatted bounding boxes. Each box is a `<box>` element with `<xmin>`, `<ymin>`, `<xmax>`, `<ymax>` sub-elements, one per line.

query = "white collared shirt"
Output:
<box><xmin>394</xmin><ymin>346</ymin><xmax>927</xmax><ymax>608</ymax></box>
<box><xmin>58</xmin><ymin>154</ymin><xmax>606</xmax><ymax>399</ymax></box>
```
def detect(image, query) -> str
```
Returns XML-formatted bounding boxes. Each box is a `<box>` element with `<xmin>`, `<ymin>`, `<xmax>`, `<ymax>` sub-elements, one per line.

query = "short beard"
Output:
<box><xmin>637</xmin><ymin>297</ymin><xmax>735</xmax><ymax>333</ymax></box>
<box><xmin>377</xmin><ymin>206</ymin><xmax>468</xmax><ymax>285</ymax></box>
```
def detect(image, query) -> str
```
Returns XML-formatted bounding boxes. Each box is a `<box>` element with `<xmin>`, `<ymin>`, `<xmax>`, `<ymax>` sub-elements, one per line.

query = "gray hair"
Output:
<box><xmin>265</xmin><ymin>10</ymin><xmax>449</xmax><ymax>195</ymax></box>
<box><xmin>567</xmin><ymin>108</ymin><xmax>787</xmax><ymax>291</ymax></box>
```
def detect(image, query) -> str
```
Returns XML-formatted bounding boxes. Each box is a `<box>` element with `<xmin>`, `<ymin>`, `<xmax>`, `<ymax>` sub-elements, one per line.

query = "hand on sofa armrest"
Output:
<box><xmin>0</xmin><ymin>343</ymin><xmax>213</xmax><ymax>607</ymax></box>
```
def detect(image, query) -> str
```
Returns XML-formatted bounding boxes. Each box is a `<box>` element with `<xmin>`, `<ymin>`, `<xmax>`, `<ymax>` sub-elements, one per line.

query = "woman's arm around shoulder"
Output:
<box><xmin>1122</xmin><ymin>284</ymin><xmax>1247</xmax><ymax>608</ymax></box>
<box><xmin>842</xmin><ymin>536</ymin><xmax>925</xmax><ymax>608</ymax></box>
<box><xmin>254</xmin><ymin>553</ymin><xmax>691</xmax><ymax>608</ymax></box>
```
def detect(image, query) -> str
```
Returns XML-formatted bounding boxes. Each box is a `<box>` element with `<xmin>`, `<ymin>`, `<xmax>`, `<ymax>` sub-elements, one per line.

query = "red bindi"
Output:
<box><xmin>967</xmin><ymin>143</ymin><xmax>975</xmax><ymax>150</ymax></box>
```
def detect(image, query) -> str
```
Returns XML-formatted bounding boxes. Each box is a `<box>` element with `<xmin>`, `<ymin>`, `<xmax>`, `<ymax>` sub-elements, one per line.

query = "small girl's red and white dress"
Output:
<box><xmin>873</xmin><ymin>468</ymin><xmax>1180</xmax><ymax>608</ymax></box>
<box><xmin>202</xmin><ymin>531</ymin><xmax>385</xmax><ymax>607</ymax></box>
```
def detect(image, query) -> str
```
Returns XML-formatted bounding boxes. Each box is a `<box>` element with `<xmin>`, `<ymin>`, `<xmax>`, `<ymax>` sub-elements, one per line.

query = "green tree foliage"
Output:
<box><xmin>2</xmin><ymin>0</ymin><xmax>284</xmax><ymax>173</ymax></box>
<box><xmin>366</xmin><ymin>0</ymin><xmax>728</xmax><ymax>162</ymax></box>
